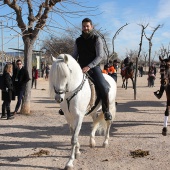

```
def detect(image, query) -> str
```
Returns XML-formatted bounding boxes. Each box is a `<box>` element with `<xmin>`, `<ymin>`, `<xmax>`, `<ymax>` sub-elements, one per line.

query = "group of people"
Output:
<box><xmin>102</xmin><ymin>60</ymin><xmax>119</xmax><ymax>82</ymax></box>
<box><xmin>147</xmin><ymin>64</ymin><xmax>157</xmax><ymax>87</ymax></box>
<box><xmin>41</xmin><ymin>62</ymin><xmax>50</xmax><ymax>80</ymax></box>
<box><xmin>1</xmin><ymin>60</ymin><xmax>30</xmax><ymax>120</ymax></box>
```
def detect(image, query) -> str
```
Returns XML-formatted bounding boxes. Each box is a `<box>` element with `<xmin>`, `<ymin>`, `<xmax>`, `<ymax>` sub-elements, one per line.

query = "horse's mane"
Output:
<box><xmin>49</xmin><ymin>54</ymin><xmax>82</xmax><ymax>98</ymax></box>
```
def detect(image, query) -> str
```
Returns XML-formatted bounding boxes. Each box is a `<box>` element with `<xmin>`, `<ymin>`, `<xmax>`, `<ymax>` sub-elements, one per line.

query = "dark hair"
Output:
<box><xmin>82</xmin><ymin>18</ymin><xmax>93</xmax><ymax>25</ymax></box>
<box><xmin>16</xmin><ymin>59</ymin><xmax>22</xmax><ymax>63</ymax></box>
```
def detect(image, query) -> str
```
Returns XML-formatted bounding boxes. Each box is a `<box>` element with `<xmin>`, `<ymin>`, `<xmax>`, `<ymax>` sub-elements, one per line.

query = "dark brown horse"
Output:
<box><xmin>121</xmin><ymin>62</ymin><xmax>134</xmax><ymax>89</ymax></box>
<box><xmin>159</xmin><ymin>56</ymin><xmax>170</xmax><ymax>136</ymax></box>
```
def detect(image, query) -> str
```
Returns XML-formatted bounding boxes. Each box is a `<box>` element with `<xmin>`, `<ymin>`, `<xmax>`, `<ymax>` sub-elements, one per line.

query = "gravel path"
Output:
<box><xmin>0</xmin><ymin>73</ymin><xmax>170</xmax><ymax>170</ymax></box>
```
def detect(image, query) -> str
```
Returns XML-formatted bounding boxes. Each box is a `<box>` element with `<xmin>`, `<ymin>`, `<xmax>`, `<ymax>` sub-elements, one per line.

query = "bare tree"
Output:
<box><xmin>1</xmin><ymin>0</ymin><xmax>98</xmax><ymax>114</ymax></box>
<box><xmin>134</xmin><ymin>24</ymin><xmax>149</xmax><ymax>100</ymax></box>
<box><xmin>159</xmin><ymin>44</ymin><xmax>170</xmax><ymax>58</ymax></box>
<box><xmin>144</xmin><ymin>24</ymin><xmax>162</xmax><ymax>67</ymax></box>
<box><xmin>41</xmin><ymin>35</ymin><xmax>75</xmax><ymax>58</ymax></box>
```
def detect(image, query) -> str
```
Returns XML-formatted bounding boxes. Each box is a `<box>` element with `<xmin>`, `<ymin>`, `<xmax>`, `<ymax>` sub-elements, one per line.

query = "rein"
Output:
<box><xmin>65</xmin><ymin>74</ymin><xmax>87</xmax><ymax>111</ymax></box>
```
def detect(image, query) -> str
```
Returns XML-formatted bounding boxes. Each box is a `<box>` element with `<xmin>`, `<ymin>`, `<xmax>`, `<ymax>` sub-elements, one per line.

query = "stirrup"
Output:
<box><xmin>59</xmin><ymin>109</ymin><xmax>64</xmax><ymax>115</ymax></box>
<box><xmin>153</xmin><ymin>91</ymin><xmax>161</xmax><ymax>99</ymax></box>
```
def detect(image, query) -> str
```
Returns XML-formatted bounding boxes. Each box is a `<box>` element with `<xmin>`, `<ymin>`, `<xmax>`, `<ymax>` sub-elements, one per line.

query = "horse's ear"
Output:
<box><xmin>159</xmin><ymin>56</ymin><xmax>163</xmax><ymax>62</ymax></box>
<box><xmin>51</xmin><ymin>54</ymin><xmax>57</xmax><ymax>62</ymax></box>
<box><xmin>64</xmin><ymin>54</ymin><xmax>68</xmax><ymax>64</ymax></box>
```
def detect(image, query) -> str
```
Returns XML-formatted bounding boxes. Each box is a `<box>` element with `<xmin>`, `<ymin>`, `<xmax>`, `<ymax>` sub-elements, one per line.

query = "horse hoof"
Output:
<box><xmin>162</xmin><ymin>127</ymin><xmax>167</xmax><ymax>136</ymax></box>
<box><xmin>75</xmin><ymin>152</ymin><xmax>81</xmax><ymax>159</ymax></box>
<box><xmin>103</xmin><ymin>142</ymin><xmax>108</xmax><ymax>148</ymax></box>
<box><xmin>89</xmin><ymin>143</ymin><xmax>96</xmax><ymax>148</ymax></box>
<box><xmin>89</xmin><ymin>138</ymin><xmax>96</xmax><ymax>148</ymax></box>
<box><xmin>64</xmin><ymin>166</ymin><xmax>74</xmax><ymax>170</ymax></box>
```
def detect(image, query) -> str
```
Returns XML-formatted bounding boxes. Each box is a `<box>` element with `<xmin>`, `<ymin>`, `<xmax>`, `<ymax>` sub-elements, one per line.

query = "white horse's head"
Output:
<box><xmin>49</xmin><ymin>54</ymin><xmax>82</xmax><ymax>103</ymax></box>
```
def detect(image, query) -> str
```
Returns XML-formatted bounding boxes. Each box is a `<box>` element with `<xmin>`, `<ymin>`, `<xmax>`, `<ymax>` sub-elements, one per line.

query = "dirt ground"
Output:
<box><xmin>0</xmin><ymin>72</ymin><xmax>170</xmax><ymax>170</ymax></box>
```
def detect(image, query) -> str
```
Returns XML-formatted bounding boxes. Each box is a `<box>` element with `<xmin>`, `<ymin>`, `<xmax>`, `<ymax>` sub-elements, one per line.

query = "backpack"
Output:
<box><xmin>0</xmin><ymin>74</ymin><xmax>4</xmax><ymax>90</ymax></box>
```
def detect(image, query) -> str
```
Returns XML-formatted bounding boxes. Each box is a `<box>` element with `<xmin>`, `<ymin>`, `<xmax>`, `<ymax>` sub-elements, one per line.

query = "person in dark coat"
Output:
<box><xmin>12</xmin><ymin>59</ymin><xmax>30</xmax><ymax>114</ymax></box>
<box><xmin>1</xmin><ymin>64</ymin><xmax>15</xmax><ymax>120</ymax></box>
<box><xmin>45</xmin><ymin>64</ymin><xmax>50</xmax><ymax>80</ymax></box>
<box><xmin>124</xmin><ymin>55</ymin><xmax>130</xmax><ymax>66</ymax></box>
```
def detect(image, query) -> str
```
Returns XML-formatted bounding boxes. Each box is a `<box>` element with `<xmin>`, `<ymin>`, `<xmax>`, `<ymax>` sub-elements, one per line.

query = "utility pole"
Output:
<box><xmin>0</xmin><ymin>21</ymin><xmax>4</xmax><ymax>72</ymax></box>
<box><xmin>10</xmin><ymin>33</ymin><xmax>20</xmax><ymax>57</ymax></box>
<box><xmin>18</xmin><ymin>34</ymin><xmax>20</xmax><ymax>57</ymax></box>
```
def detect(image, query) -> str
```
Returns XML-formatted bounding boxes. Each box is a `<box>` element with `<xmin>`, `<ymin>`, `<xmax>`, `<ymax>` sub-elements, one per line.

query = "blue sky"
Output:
<box><xmin>1</xmin><ymin>0</ymin><xmax>170</xmax><ymax>61</ymax></box>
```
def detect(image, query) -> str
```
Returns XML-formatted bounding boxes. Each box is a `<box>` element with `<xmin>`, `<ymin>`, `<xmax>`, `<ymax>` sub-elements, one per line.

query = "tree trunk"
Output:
<box><xmin>134</xmin><ymin>57</ymin><xmax>138</xmax><ymax>100</ymax></box>
<box><xmin>148</xmin><ymin>43</ymin><xmax>152</xmax><ymax>67</ymax></box>
<box><xmin>20</xmin><ymin>38</ymin><xmax>33</xmax><ymax>114</ymax></box>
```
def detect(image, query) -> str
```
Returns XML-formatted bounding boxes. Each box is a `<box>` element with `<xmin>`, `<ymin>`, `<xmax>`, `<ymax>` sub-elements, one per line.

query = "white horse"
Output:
<box><xmin>49</xmin><ymin>54</ymin><xmax>117</xmax><ymax>170</ymax></box>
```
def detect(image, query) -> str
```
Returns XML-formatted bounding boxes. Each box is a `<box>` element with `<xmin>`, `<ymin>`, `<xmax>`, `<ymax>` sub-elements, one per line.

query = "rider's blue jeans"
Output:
<box><xmin>88</xmin><ymin>66</ymin><xmax>110</xmax><ymax>113</ymax></box>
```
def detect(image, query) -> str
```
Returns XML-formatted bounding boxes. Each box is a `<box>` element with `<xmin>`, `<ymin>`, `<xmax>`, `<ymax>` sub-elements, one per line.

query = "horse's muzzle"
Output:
<box><xmin>56</xmin><ymin>97</ymin><xmax>63</xmax><ymax>103</ymax></box>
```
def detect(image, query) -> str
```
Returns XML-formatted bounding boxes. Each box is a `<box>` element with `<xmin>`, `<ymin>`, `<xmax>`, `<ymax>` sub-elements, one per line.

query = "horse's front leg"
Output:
<box><xmin>65</xmin><ymin>117</ymin><xmax>83</xmax><ymax>170</ymax></box>
<box><xmin>162</xmin><ymin>107</ymin><xmax>169</xmax><ymax>136</ymax></box>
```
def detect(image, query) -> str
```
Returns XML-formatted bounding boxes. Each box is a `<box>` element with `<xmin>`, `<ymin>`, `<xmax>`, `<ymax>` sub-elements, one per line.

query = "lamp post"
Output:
<box><xmin>10</xmin><ymin>33</ymin><xmax>20</xmax><ymax>57</ymax></box>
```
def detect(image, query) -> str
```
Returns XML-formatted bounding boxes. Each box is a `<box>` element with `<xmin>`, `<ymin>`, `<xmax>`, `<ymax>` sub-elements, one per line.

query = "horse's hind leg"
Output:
<box><xmin>90</xmin><ymin>113</ymin><xmax>101</xmax><ymax>148</ymax></box>
<box><xmin>122</xmin><ymin>79</ymin><xmax>125</xmax><ymax>88</ymax></box>
<box><xmin>103</xmin><ymin>105</ymin><xmax>115</xmax><ymax>147</ymax></box>
<box><xmin>103</xmin><ymin>120</ymin><xmax>112</xmax><ymax>148</ymax></box>
<box><xmin>131</xmin><ymin>78</ymin><xmax>134</xmax><ymax>89</ymax></box>
<box><xmin>125</xmin><ymin>79</ymin><xmax>128</xmax><ymax>89</ymax></box>
<box><xmin>162</xmin><ymin>107</ymin><xmax>169</xmax><ymax>136</ymax></box>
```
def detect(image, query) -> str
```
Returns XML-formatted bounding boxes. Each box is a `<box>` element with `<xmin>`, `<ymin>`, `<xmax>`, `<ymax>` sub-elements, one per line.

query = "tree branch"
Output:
<box><xmin>4</xmin><ymin>0</ymin><xmax>26</xmax><ymax>33</ymax></box>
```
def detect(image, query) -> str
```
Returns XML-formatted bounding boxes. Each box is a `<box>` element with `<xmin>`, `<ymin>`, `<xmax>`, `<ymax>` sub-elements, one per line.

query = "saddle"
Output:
<box><xmin>85</xmin><ymin>78</ymin><xmax>100</xmax><ymax>115</ymax></box>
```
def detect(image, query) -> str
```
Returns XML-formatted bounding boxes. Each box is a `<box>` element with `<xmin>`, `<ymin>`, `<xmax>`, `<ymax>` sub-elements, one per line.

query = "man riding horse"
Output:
<box><xmin>123</xmin><ymin>55</ymin><xmax>132</xmax><ymax>74</ymax></box>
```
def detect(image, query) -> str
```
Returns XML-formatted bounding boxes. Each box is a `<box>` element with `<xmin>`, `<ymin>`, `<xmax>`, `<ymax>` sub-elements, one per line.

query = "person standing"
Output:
<box><xmin>12</xmin><ymin>59</ymin><xmax>17</xmax><ymax>72</ymax></box>
<box><xmin>1</xmin><ymin>64</ymin><xmax>15</xmax><ymax>120</ymax></box>
<box><xmin>13</xmin><ymin>59</ymin><xmax>30</xmax><ymax>115</ymax></box>
<box><xmin>124</xmin><ymin>55</ymin><xmax>130</xmax><ymax>66</ymax></box>
<box><xmin>107</xmin><ymin>61</ymin><xmax>117</xmax><ymax>82</ymax></box>
<box><xmin>32</xmin><ymin>66</ymin><xmax>38</xmax><ymax>89</ymax></box>
<box><xmin>45</xmin><ymin>64</ymin><xmax>50</xmax><ymax>80</ymax></box>
<box><xmin>41</xmin><ymin>62</ymin><xmax>45</xmax><ymax>78</ymax></box>
<box><xmin>72</xmin><ymin>18</ymin><xmax>112</xmax><ymax>121</ymax></box>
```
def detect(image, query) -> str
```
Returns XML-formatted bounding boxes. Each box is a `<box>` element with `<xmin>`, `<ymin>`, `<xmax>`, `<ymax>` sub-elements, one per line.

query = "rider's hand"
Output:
<box><xmin>82</xmin><ymin>66</ymin><xmax>90</xmax><ymax>73</ymax></box>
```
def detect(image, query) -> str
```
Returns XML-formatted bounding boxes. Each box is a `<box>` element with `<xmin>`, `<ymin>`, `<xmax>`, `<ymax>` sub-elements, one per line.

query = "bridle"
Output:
<box><xmin>54</xmin><ymin>84</ymin><xmax>69</xmax><ymax>95</ymax></box>
<box><xmin>53</xmin><ymin>69</ymin><xmax>87</xmax><ymax>111</ymax></box>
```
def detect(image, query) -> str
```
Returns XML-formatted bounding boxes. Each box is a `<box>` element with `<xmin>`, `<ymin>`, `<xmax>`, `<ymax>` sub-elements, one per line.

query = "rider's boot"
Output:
<box><xmin>59</xmin><ymin>109</ymin><xmax>64</xmax><ymax>115</ymax></box>
<box><xmin>102</xmin><ymin>95</ymin><xmax>112</xmax><ymax>121</ymax></box>
<box><xmin>1</xmin><ymin>107</ymin><xmax>6</xmax><ymax>119</ymax></box>
<box><xmin>154</xmin><ymin>85</ymin><xmax>164</xmax><ymax>99</ymax></box>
